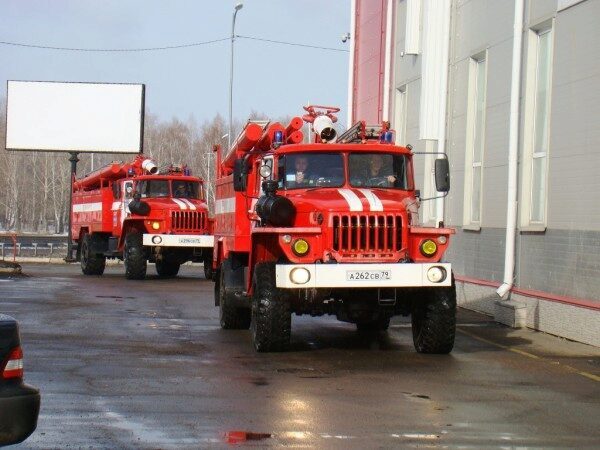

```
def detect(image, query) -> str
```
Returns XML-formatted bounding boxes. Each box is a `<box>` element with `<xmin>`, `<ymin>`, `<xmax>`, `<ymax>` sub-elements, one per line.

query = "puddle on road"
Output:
<box><xmin>225</xmin><ymin>431</ymin><xmax>272</xmax><ymax>444</ymax></box>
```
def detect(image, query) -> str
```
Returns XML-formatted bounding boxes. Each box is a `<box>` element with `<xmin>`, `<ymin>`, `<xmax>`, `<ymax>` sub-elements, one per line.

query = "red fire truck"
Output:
<box><xmin>212</xmin><ymin>106</ymin><xmax>455</xmax><ymax>353</ymax></box>
<box><xmin>71</xmin><ymin>154</ymin><xmax>214</xmax><ymax>280</ymax></box>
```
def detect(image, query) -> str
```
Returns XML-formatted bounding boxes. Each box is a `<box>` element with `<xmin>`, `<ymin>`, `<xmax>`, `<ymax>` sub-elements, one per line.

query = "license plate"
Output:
<box><xmin>346</xmin><ymin>270</ymin><xmax>392</xmax><ymax>281</ymax></box>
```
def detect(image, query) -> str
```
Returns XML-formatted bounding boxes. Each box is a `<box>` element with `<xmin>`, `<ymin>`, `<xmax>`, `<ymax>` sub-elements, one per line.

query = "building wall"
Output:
<box><xmin>388</xmin><ymin>0</ymin><xmax>600</xmax><ymax>305</ymax></box>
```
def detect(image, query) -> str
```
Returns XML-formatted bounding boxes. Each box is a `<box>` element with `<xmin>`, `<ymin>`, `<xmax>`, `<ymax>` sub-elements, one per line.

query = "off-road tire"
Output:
<box><xmin>217</xmin><ymin>259</ymin><xmax>251</xmax><ymax>330</ymax></box>
<box><xmin>155</xmin><ymin>260</ymin><xmax>180</xmax><ymax>278</ymax></box>
<box><xmin>203</xmin><ymin>252</ymin><xmax>214</xmax><ymax>281</ymax></box>
<box><xmin>80</xmin><ymin>234</ymin><xmax>106</xmax><ymax>276</ymax></box>
<box><xmin>356</xmin><ymin>317</ymin><xmax>391</xmax><ymax>332</ymax></box>
<box><xmin>251</xmin><ymin>262</ymin><xmax>291</xmax><ymax>352</ymax></box>
<box><xmin>124</xmin><ymin>232</ymin><xmax>147</xmax><ymax>280</ymax></box>
<box><xmin>411</xmin><ymin>280</ymin><xmax>456</xmax><ymax>354</ymax></box>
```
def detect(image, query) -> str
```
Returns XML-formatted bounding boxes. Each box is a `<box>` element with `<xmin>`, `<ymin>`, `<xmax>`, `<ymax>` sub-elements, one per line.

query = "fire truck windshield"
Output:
<box><xmin>136</xmin><ymin>180</ymin><xmax>169</xmax><ymax>198</ymax></box>
<box><xmin>349</xmin><ymin>153</ymin><xmax>408</xmax><ymax>189</ymax></box>
<box><xmin>172</xmin><ymin>181</ymin><xmax>201</xmax><ymax>200</ymax></box>
<box><xmin>136</xmin><ymin>180</ymin><xmax>202</xmax><ymax>199</ymax></box>
<box><xmin>281</xmin><ymin>153</ymin><xmax>344</xmax><ymax>189</ymax></box>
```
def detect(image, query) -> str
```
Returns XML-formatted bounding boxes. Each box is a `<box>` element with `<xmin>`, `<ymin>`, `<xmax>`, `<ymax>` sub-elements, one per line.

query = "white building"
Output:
<box><xmin>349</xmin><ymin>0</ymin><xmax>599</xmax><ymax>346</ymax></box>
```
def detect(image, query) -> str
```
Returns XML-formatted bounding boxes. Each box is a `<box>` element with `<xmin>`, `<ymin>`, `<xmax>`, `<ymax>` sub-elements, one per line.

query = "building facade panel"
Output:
<box><xmin>351</xmin><ymin>0</ymin><xmax>600</xmax><ymax>343</ymax></box>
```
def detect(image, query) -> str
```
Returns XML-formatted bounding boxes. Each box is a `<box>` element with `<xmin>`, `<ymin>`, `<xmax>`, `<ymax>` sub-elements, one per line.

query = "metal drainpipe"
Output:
<box><xmin>497</xmin><ymin>0</ymin><xmax>525</xmax><ymax>298</ymax></box>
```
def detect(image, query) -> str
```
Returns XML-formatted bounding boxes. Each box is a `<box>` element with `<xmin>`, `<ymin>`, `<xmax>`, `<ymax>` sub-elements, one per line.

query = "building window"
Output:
<box><xmin>463</xmin><ymin>54</ymin><xmax>487</xmax><ymax>229</ymax></box>
<box><xmin>521</xmin><ymin>24</ymin><xmax>554</xmax><ymax>229</ymax></box>
<box><xmin>393</xmin><ymin>86</ymin><xmax>407</xmax><ymax>145</ymax></box>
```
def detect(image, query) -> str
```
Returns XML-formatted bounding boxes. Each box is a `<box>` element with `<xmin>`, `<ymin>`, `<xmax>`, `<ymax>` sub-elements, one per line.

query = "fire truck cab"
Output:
<box><xmin>213</xmin><ymin>107</ymin><xmax>455</xmax><ymax>353</ymax></box>
<box><xmin>72</xmin><ymin>155</ymin><xmax>214</xmax><ymax>280</ymax></box>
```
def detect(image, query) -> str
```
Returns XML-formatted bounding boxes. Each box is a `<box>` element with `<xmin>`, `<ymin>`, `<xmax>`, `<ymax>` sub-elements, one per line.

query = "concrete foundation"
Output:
<box><xmin>456</xmin><ymin>280</ymin><xmax>600</xmax><ymax>347</ymax></box>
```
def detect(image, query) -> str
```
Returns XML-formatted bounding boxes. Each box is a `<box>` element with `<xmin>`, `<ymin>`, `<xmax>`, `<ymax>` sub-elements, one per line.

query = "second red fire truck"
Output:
<box><xmin>71</xmin><ymin>154</ymin><xmax>214</xmax><ymax>280</ymax></box>
<box><xmin>211</xmin><ymin>106</ymin><xmax>456</xmax><ymax>353</ymax></box>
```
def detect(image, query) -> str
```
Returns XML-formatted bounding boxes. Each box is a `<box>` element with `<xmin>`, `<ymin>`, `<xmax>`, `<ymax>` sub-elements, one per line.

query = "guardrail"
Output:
<box><xmin>0</xmin><ymin>235</ymin><xmax>69</xmax><ymax>260</ymax></box>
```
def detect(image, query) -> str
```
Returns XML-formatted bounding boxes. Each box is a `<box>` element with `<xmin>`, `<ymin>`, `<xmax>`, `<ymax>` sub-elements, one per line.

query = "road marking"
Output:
<box><xmin>457</xmin><ymin>327</ymin><xmax>600</xmax><ymax>383</ymax></box>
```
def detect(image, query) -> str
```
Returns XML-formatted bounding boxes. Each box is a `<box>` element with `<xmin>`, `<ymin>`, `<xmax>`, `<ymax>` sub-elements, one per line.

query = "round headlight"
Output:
<box><xmin>151</xmin><ymin>221</ymin><xmax>161</xmax><ymax>230</ymax></box>
<box><xmin>281</xmin><ymin>234</ymin><xmax>292</xmax><ymax>244</ymax></box>
<box><xmin>438</xmin><ymin>236</ymin><xmax>447</xmax><ymax>245</ymax></box>
<box><xmin>292</xmin><ymin>238</ymin><xmax>310</xmax><ymax>256</ymax></box>
<box><xmin>290</xmin><ymin>267</ymin><xmax>311</xmax><ymax>285</ymax></box>
<box><xmin>420</xmin><ymin>239</ymin><xmax>437</xmax><ymax>257</ymax></box>
<box><xmin>259</xmin><ymin>164</ymin><xmax>272</xmax><ymax>179</ymax></box>
<box><xmin>151</xmin><ymin>235</ymin><xmax>162</xmax><ymax>245</ymax></box>
<box><xmin>427</xmin><ymin>266</ymin><xmax>446</xmax><ymax>283</ymax></box>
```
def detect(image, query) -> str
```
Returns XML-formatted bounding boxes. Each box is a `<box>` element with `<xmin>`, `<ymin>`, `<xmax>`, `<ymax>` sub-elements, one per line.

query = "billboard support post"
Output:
<box><xmin>65</xmin><ymin>152</ymin><xmax>79</xmax><ymax>263</ymax></box>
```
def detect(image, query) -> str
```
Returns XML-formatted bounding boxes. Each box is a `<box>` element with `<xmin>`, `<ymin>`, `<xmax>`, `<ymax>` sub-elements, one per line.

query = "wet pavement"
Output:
<box><xmin>1</xmin><ymin>263</ymin><xmax>599</xmax><ymax>449</ymax></box>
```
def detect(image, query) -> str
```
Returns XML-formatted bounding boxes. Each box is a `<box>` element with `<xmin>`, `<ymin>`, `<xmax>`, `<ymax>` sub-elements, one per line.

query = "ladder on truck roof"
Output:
<box><xmin>337</xmin><ymin>121</ymin><xmax>385</xmax><ymax>144</ymax></box>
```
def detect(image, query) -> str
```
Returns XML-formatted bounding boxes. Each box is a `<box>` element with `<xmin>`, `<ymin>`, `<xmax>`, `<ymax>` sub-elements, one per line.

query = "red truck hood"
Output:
<box><xmin>285</xmin><ymin>188</ymin><xmax>412</xmax><ymax>214</ymax></box>
<box><xmin>144</xmin><ymin>197</ymin><xmax>208</xmax><ymax>212</ymax></box>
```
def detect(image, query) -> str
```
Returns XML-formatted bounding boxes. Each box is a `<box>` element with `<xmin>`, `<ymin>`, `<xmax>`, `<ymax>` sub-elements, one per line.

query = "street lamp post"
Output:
<box><xmin>228</xmin><ymin>2</ymin><xmax>244</xmax><ymax>151</ymax></box>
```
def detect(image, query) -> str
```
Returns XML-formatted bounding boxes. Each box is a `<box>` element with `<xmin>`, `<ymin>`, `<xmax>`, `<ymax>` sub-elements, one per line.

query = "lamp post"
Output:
<box><xmin>228</xmin><ymin>2</ymin><xmax>244</xmax><ymax>151</ymax></box>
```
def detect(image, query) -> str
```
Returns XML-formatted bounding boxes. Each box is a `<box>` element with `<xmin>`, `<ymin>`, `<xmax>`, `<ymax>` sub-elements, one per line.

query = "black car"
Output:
<box><xmin>0</xmin><ymin>314</ymin><xmax>40</xmax><ymax>446</ymax></box>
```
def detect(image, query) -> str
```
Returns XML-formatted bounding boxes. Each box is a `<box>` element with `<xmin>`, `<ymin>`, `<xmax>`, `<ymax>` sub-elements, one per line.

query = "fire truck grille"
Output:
<box><xmin>332</xmin><ymin>214</ymin><xmax>402</xmax><ymax>253</ymax></box>
<box><xmin>171</xmin><ymin>211</ymin><xmax>206</xmax><ymax>232</ymax></box>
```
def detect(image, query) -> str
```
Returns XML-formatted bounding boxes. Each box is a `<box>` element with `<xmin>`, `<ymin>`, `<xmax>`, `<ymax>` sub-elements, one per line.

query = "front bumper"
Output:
<box><xmin>0</xmin><ymin>384</ymin><xmax>40</xmax><ymax>446</ymax></box>
<box><xmin>143</xmin><ymin>234</ymin><xmax>214</xmax><ymax>248</ymax></box>
<box><xmin>275</xmin><ymin>263</ymin><xmax>452</xmax><ymax>289</ymax></box>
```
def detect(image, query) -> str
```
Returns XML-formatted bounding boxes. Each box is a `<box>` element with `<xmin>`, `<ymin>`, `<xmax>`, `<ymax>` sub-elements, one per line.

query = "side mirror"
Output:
<box><xmin>434</xmin><ymin>159</ymin><xmax>450</xmax><ymax>192</ymax></box>
<box><xmin>233</xmin><ymin>158</ymin><xmax>248</xmax><ymax>192</ymax></box>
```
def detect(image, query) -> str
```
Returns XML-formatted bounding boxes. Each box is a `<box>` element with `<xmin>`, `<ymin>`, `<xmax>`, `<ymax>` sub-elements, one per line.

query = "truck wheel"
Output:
<box><xmin>124</xmin><ymin>232</ymin><xmax>147</xmax><ymax>280</ymax></box>
<box><xmin>251</xmin><ymin>262</ymin><xmax>291</xmax><ymax>352</ymax></box>
<box><xmin>80</xmin><ymin>234</ymin><xmax>106</xmax><ymax>276</ymax></box>
<box><xmin>155</xmin><ymin>260</ymin><xmax>180</xmax><ymax>278</ymax></box>
<box><xmin>411</xmin><ymin>281</ymin><xmax>456</xmax><ymax>354</ymax></box>
<box><xmin>217</xmin><ymin>259</ymin><xmax>251</xmax><ymax>329</ymax></box>
<box><xmin>356</xmin><ymin>317</ymin><xmax>390</xmax><ymax>332</ymax></box>
<box><xmin>203</xmin><ymin>252</ymin><xmax>214</xmax><ymax>281</ymax></box>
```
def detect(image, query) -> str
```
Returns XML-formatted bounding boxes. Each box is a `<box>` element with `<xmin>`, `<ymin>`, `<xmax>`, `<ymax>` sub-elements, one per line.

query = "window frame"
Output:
<box><xmin>462</xmin><ymin>51</ymin><xmax>488</xmax><ymax>230</ymax></box>
<box><xmin>520</xmin><ymin>21</ymin><xmax>555</xmax><ymax>231</ymax></box>
<box><xmin>393</xmin><ymin>85</ymin><xmax>408</xmax><ymax>146</ymax></box>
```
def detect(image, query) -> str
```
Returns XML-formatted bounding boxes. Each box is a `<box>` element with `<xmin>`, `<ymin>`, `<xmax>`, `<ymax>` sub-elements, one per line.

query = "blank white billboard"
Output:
<box><xmin>6</xmin><ymin>81</ymin><xmax>144</xmax><ymax>153</ymax></box>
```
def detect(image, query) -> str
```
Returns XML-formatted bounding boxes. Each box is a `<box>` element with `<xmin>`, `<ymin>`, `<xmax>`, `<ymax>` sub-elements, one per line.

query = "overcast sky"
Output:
<box><xmin>1</xmin><ymin>0</ymin><xmax>350</xmax><ymax>125</ymax></box>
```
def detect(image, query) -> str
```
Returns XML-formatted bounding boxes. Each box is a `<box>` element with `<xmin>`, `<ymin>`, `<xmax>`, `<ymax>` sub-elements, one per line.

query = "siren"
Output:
<box><xmin>141</xmin><ymin>159</ymin><xmax>158</xmax><ymax>174</ymax></box>
<box><xmin>313</xmin><ymin>115</ymin><xmax>337</xmax><ymax>143</ymax></box>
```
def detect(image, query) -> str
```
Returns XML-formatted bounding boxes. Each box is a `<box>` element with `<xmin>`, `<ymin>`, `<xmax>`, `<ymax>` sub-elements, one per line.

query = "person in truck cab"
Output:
<box><xmin>366</xmin><ymin>154</ymin><xmax>397</xmax><ymax>186</ymax></box>
<box><xmin>350</xmin><ymin>154</ymin><xmax>398</xmax><ymax>188</ymax></box>
<box><xmin>174</xmin><ymin>182</ymin><xmax>189</xmax><ymax>198</ymax></box>
<box><xmin>287</xmin><ymin>155</ymin><xmax>313</xmax><ymax>187</ymax></box>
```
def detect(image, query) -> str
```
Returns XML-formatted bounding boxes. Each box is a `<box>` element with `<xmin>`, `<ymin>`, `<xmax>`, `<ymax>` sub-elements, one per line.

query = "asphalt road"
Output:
<box><xmin>1</xmin><ymin>263</ymin><xmax>599</xmax><ymax>449</ymax></box>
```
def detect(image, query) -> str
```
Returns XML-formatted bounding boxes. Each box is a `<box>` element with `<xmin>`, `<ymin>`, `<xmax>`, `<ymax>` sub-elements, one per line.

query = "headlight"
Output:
<box><xmin>151</xmin><ymin>221</ymin><xmax>161</xmax><ymax>230</ymax></box>
<box><xmin>427</xmin><ymin>266</ymin><xmax>446</xmax><ymax>283</ymax></box>
<box><xmin>420</xmin><ymin>239</ymin><xmax>437</xmax><ymax>257</ymax></box>
<box><xmin>437</xmin><ymin>236</ymin><xmax>447</xmax><ymax>245</ymax></box>
<box><xmin>151</xmin><ymin>235</ymin><xmax>162</xmax><ymax>245</ymax></box>
<box><xmin>292</xmin><ymin>238</ymin><xmax>310</xmax><ymax>256</ymax></box>
<box><xmin>289</xmin><ymin>267</ymin><xmax>311</xmax><ymax>285</ymax></box>
<box><xmin>259</xmin><ymin>164</ymin><xmax>272</xmax><ymax>178</ymax></box>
